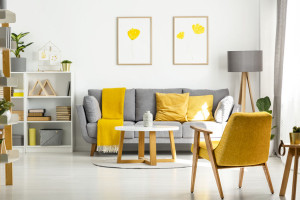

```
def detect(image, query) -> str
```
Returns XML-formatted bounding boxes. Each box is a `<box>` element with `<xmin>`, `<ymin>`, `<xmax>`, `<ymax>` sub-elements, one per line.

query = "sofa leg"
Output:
<box><xmin>90</xmin><ymin>143</ymin><xmax>97</xmax><ymax>156</ymax></box>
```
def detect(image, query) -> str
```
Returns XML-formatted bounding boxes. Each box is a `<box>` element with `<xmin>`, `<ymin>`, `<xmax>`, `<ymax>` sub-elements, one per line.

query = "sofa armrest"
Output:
<box><xmin>76</xmin><ymin>105</ymin><xmax>96</xmax><ymax>144</ymax></box>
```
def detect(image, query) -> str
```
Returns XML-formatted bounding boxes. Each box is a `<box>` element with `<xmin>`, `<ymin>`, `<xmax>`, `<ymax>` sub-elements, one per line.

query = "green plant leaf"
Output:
<box><xmin>17</xmin><ymin>32</ymin><xmax>30</xmax><ymax>40</ymax></box>
<box><xmin>270</xmin><ymin>134</ymin><xmax>275</xmax><ymax>140</ymax></box>
<box><xmin>256</xmin><ymin>96</ymin><xmax>271</xmax><ymax>112</ymax></box>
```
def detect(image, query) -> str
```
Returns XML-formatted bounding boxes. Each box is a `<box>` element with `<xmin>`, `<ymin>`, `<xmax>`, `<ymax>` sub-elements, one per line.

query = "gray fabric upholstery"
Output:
<box><xmin>135</xmin><ymin>88</ymin><xmax>183</xmax><ymax>121</ymax></box>
<box><xmin>83</xmin><ymin>96</ymin><xmax>101</xmax><ymax>123</ymax></box>
<box><xmin>87</xmin><ymin>121</ymin><xmax>135</xmax><ymax>139</ymax></box>
<box><xmin>76</xmin><ymin>105</ymin><xmax>97</xmax><ymax>144</ymax></box>
<box><xmin>182</xmin><ymin>88</ymin><xmax>229</xmax><ymax>113</ymax></box>
<box><xmin>88</xmin><ymin>89</ymin><xmax>136</xmax><ymax>121</ymax></box>
<box><xmin>134</xmin><ymin>121</ymin><xmax>182</xmax><ymax>138</ymax></box>
<box><xmin>182</xmin><ymin>121</ymin><xmax>226</xmax><ymax>139</ymax></box>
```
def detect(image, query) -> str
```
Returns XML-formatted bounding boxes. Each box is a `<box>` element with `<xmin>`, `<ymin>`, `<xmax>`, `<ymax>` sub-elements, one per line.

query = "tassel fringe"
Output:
<box><xmin>97</xmin><ymin>145</ymin><xmax>119</xmax><ymax>153</ymax></box>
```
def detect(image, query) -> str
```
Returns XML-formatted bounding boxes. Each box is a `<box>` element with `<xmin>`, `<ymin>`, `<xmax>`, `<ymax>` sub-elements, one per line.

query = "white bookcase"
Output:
<box><xmin>10</xmin><ymin>72</ymin><xmax>74</xmax><ymax>153</ymax></box>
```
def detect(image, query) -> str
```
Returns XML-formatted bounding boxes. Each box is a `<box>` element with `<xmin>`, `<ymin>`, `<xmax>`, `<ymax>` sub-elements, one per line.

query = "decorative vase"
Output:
<box><xmin>62</xmin><ymin>63</ymin><xmax>71</xmax><ymax>72</ymax></box>
<box><xmin>29</xmin><ymin>128</ymin><xmax>36</xmax><ymax>146</ymax></box>
<box><xmin>290</xmin><ymin>132</ymin><xmax>300</xmax><ymax>144</ymax></box>
<box><xmin>11</xmin><ymin>57</ymin><xmax>26</xmax><ymax>72</ymax></box>
<box><xmin>0</xmin><ymin>0</ymin><xmax>7</xmax><ymax>9</ymax></box>
<box><xmin>143</xmin><ymin>111</ymin><xmax>153</xmax><ymax>127</ymax></box>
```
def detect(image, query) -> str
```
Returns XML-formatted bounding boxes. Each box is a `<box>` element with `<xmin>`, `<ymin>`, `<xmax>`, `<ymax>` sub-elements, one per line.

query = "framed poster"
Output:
<box><xmin>173</xmin><ymin>16</ymin><xmax>208</xmax><ymax>65</ymax></box>
<box><xmin>117</xmin><ymin>17</ymin><xmax>152</xmax><ymax>65</ymax></box>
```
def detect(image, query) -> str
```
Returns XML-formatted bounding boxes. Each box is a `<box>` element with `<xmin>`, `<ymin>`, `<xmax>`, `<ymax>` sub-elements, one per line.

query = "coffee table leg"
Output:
<box><xmin>117</xmin><ymin>131</ymin><xmax>125</xmax><ymax>163</ymax></box>
<box><xmin>138</xmin><ymin>131</ymin><xmax>145</xmax><ymax>159</ymax></box>
<box><xmin>169</xmin><ymin>131</ymin><xmax>176</xmax><ymax>160</ymax></box>
<box><xmin>292</xmin><ymin>149</ymin><xmax>299</xmax><ymax>200</ymax></box>
<box><xmin>149</xmin><ymin>131</ymin><xmax>157</xmax><ymax>166</ymax></box>
<box><xmin>280</xmin><ymin>149</ymin><xmax>294</xmax><ymax>196</ymax></box>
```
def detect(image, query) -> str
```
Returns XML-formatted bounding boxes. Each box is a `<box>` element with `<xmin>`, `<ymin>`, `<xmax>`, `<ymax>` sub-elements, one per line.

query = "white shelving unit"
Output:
<box><xmin>10</xmin><ymin>72</ymin><xmax>74</xmax><ymax>153</ymax></box>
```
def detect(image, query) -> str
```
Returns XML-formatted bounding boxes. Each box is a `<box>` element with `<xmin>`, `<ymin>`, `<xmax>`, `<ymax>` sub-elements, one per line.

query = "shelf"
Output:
<box><xmin>11</xmin><ymin>96</ymin><xmax>24</xmax><ymax>99</ymax></box>
<box><xmin>10</xmin><ymin>71</ymin><xmax>71</xmax><ymax>74</ymax></box>
<box><xmin>26</xmin><ymin>145</ymin><xmax>72</xmax><ymax>153</ymax></box>
<box><xmin>27</xmin><ymin>121</ymin><xmax>71</xmax><ymax>123</ymax></box>
<box><xmin>26</xmin><ymin>145</ymin><xmax>71</xmax><ymax>148</ymax></box>
<box><xmin>27</xmin><ymin>96</ymin><xmax>71</xmax><ymax>99</ymax></box>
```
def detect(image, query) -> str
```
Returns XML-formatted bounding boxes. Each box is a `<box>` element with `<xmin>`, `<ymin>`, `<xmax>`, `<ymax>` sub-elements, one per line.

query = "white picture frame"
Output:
<box><xmin>117</xmin><ymin>17</ymin><xmax>152</xmax><ymax>65</ymax></box>
<box><xmin>173</xmin><ymin>16</ymin><xmax>209</xmax><ymax>65</ymax></box>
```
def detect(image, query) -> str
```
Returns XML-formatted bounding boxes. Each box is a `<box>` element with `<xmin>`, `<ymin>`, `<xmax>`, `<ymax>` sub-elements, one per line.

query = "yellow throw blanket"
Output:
<box><xmin>97</xmin><ymin>88</ymin><xmax>126</xmax><ymax>153</ymax></box>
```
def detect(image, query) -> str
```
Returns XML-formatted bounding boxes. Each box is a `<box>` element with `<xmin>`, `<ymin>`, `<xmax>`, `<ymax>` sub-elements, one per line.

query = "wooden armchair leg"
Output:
<box><xmin>262</xmin><ymin>163</ymin><xmax>274</xmax><ymax>194</ymax></box>
<box><xmin>239</xmin><ymin>168</ymin><xmax>244</xmax><ymax>188</ymax></box>
<box><xmin>191</xmin><ymin>131</ymin><xmax>200</xmax><ymax>193</ymax></box>
<box><xmin>90</xmin><ymin>143</ymin><xmax>97</xmax><ymax>156</ymax></box>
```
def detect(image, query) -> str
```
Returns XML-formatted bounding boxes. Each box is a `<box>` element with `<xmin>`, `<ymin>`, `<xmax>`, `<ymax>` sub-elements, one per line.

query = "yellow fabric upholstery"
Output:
<box><xmin>187</xmin><ymin>95</ymin><xmax>214</xmax><ymax>121</ymax></box>
<box><xmin>155</xmin><ymin>93</ymin><xmax>189</xmax><ymax>122</ymax></box>
<box><xmin>191</xmin><ymin>112</ymin><xmax>272</xmax><ymax>166</ymax></box>
<box><xmin>191</xmin><ymin>141</ymin><xmax>220</xmax><ymax>160</ymax></box>
<box><xmin>97</xmin><ymin>88</ymin><xmax>126</xmax><ymax>152</ymax></box>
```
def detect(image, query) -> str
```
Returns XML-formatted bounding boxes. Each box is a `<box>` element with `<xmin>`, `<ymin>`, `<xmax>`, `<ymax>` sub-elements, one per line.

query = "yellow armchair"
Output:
<box><xmin>190</xmin><ymin>112</ymin><xmax>274</xmax><ymax>199</ymax></box>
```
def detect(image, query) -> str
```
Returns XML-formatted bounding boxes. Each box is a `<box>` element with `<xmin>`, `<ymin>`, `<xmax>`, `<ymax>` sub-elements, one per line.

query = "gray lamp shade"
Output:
<box><xmin>228</xmin><ymin>51</ymin><xmax>263</xmax><ymax>72</ymax></box>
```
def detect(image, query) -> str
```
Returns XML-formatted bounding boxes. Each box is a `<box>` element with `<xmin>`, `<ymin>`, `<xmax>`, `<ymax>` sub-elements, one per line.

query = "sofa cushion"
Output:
<box><xmin>88</xmin><ymin>89</ymin><xmax>135</xmax><ymax>121</ymax></box>
<box><xmin>155</xmin><ymin>93</ymin><xmax>189</xmax><ymax>122</ymax></box>
<box><xmin>135</xmin><ymin>88</ymin><xmax>183</xmax><ymax>121</ymax></box>
<box><xmin>214</xmin><ymin>96</ymin><xmax>234</xmax><ymax>123</ymax></box>
<box><xmin>83</xmin><ymin>96</ymin><xmax>101</xmax><ymax>123</ymax></box>
<box><xmin>86</xmin><ymin>121</ymin><xmax>135</xmax><ymax>139</ymax></box>
<box><xmin>182</xmin><ymin>88</ymin><xmax>229</xmax><ymax>114</ymax></box>
<box><xmin>134</xmin><ymin>121</ymin><xmax>182</xmax><ymax>138</ymax></box>
<box><xmin>187</xmin><ymin>95</ymin><xmax>214</xmax><ymax>121</ymax></box>
<box><xmin>182</xmin><ymin>121</ymin><xmax>226</xmax><ymax>139</ymax></box>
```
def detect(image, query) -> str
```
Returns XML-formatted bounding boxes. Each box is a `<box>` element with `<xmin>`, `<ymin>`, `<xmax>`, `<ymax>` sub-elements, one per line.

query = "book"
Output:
<box><xmin>67</xmin><ymin>81</ymin><xmax>71</xmax><ymax>96</ymax></box>
<box><xmin>29</xmin><ymin>109</ymin><xmax>46</xmax><ymax>113</ymax></box>
<box><xmin>28</xmin><ymin>112</ymin><xmax>44</xmax><ymax>117</ymax></box>
<box><xmin>27</xmin><ymin>116</ymin><xmax>51</xmax><ymax>121</ymax></box>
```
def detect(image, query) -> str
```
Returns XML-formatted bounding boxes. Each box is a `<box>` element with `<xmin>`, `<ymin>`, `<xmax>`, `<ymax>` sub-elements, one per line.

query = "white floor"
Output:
<box><xmin>0</xmin><ymin>152</ymin><xmax>297</xmax><ymax>200</ymax></box>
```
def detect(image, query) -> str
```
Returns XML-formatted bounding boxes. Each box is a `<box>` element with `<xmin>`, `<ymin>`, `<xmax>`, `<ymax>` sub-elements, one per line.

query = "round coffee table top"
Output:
<box><xmin>115</xmin><ymin>125</ymin><xmax>179</xmax><ymax>132</ymax></box>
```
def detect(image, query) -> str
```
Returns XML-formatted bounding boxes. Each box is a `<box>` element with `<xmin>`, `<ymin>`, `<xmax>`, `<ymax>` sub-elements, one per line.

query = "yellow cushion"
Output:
<box><xmin>191</xmin><ymin>141</ymin><xmax>220</xmax><ymax>160</ymax></box>
<box><xmin>155</xmin><ymin>93</ymin><xmax>189</xmax><ymax>122</ymax></box>
<box><xmin>187</xmin><ymin>95</ymin><xmax>214</xmax><ymax>121</ymax></box>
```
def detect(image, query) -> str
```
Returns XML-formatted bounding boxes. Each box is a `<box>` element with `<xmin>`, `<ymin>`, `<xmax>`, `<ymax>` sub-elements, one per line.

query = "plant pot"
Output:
<box><xmin>11</xmin><ymin>57</ymin><xmax>26</xmax><ymax>72</ymax></box>
<box><xmin>290</xmin><ymin>132</ymin><xmax>300</xmax><ymax>144</ymax></box>
<box><xmin>62</xmin><ymin>63</ymin><xmax>71</xmax><ymax>72</ymax></box>
<box><xmin>269</xmin><ymin>139</ymin><xmax>275</xmax><ymax>156</ymax></box>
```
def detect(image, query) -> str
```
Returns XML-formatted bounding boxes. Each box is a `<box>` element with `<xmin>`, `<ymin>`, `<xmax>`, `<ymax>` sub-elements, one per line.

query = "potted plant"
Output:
<box><xmin>61</xmin><ymin>60</ymin><xmax>72</xmax><ymax>72</ymax></box>
<box><xmin>290</xmin><ymin>126</ymin><xmax>300</xmax><ymax>144</ymax></box>
<box><xmin>256</xmin><ymin>96</ymin><xmax>276</xmax><ymax>156</ymax></box>
<box><xmin>11</xmin><ymin>32</ymin><xmax>33</xmax><ymax>72</ymax></box>
<box><xmin>0</xmin><ymin>99</ymin><xmax>14</xmax><ymax>125</ymax></box>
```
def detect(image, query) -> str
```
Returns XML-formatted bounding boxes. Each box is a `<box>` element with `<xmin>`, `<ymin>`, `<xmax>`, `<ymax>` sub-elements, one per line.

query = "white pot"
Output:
<box><xmin>269</xmin><ymin>139</ymin><xmax>275</xmax><ymax>156</ymax></box>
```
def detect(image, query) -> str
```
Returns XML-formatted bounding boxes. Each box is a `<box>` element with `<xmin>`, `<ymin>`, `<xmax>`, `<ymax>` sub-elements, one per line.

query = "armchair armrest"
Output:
<box><xmin>190</xmin><ymin>125</ymin><xmax>213</xmax><ymax>134</ymax></box>
<box><xmin>76</xmin><ymin>105</ymin><xmax>96</xmax><ymax>144</ymax></box>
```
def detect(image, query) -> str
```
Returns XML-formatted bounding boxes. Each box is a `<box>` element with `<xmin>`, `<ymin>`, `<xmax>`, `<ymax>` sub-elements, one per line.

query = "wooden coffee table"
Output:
<box><xmin>115</xmin><ymin>125</ymin><xmax>179</xmax><ymax>166</ymax></box>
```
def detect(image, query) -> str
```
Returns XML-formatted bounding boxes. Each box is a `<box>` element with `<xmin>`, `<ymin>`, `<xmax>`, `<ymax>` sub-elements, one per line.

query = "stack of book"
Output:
<box><xmin>27</xmin><ymin>109</ymin><xmax>51</xmax><ymax>121</ymax></box>
<box><xmin>56</xmin><ymin>106</ymin><xmax>71</xmax><ymax>121</ymax></box>
<box><xmin>0</xmin><ymin>87</ymin><xmax>3</xmax><ymax>98</ymax></box>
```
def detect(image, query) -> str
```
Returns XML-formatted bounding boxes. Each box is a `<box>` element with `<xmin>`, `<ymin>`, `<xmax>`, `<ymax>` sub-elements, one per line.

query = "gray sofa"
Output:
<box><xmin>76</xmin><ymin>88</ymin><xmax>230</xmax><ymax>155</ymax></box>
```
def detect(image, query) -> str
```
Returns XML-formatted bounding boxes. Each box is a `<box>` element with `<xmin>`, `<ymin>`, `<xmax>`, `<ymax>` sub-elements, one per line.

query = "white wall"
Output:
<box><xmin>9</xmin><ymin>0</ymin><xmax>261</xmax><ymax>151</ymax></box>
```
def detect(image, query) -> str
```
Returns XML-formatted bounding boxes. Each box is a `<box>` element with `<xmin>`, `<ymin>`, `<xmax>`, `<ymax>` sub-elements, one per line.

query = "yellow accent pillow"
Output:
<box><xmin>155</xmin><ymin>93</ymin><xmax>189</xmax><ymax>122</ymax></box>
<box><xmin>187</xmin><ymin>95</ymin><xmax>214</xmax><ymax>121</ymax></box>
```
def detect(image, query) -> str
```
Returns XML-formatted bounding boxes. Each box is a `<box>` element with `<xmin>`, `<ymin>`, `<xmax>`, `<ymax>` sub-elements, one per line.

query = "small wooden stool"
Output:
<box><xmin>279</xmin><ymin>140</ymin><xmax>300</xmax><ymax>200</ymax></box>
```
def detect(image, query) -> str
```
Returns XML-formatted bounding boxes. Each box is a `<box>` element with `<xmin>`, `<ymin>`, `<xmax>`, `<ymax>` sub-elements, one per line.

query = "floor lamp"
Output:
<box><xmin>228</xmin><ymin>51</ymin><xmax>263</xmax><ymax>112</ymax></box>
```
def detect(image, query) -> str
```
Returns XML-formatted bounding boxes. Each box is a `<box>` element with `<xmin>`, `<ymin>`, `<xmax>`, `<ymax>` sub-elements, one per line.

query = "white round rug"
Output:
<box><xmin>92</xmin><ymin>155</ymin><xmax>192</xmax><ymax>169</ymax></box>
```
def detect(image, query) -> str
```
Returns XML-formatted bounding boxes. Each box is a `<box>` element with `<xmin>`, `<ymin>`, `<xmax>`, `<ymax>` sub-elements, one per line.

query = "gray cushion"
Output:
<box><xmin>134</xmin><ymin>121</ymin><xmax>182</xmax><ymax>138</ymax></box>
<box><xmin>135</xmin><ymin>88</ymin><xmax>183</xmax><ymax>121</ymax></box>
<box><xmin>182</xmin><ymin>88</ymin><xmax>229</xmax><ymax>114</ymax></box>
<box><xmin>83</xmin><ymin>96</ymin><xmax>101</xmax><ymax>123</ymax></box>
<box><xmin>86</xmin><ymin>121</ymin><xmax>135</xmax><ymax>139</ymax></box>
<box><xmin>88</xmin><ymin>89</ymin><xmax>136</xmax><ymax>121</ymax></box>
<box><xmin>214</xmin><ymin>96</ymin><xmax>234</xmax><ymax>123</ymax></box>
<box><xmin>182</xmin><ymin>121</ymin><xmax>226</xmax><ymax>139</ymax></box>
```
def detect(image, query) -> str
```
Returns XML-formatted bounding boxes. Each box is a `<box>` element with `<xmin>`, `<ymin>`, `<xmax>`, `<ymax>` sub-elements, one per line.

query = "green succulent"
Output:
<box><xmin>0</xmin><ymin>99</ymin><xmax>14</xmax><ymax>116</ymax></box>
<box><xmin>61</xmin><ymin>60</ymin><xmax>72</xmax><ymax>64</ymax></box>
<box><xmin>293</xmin><ymin>126</ymin><xmax>300</xmax><ymax>133</ymax></box>
<box><xmin>11</xmin><ymin>32</ymin><xmax>33</xmax><ymax>58</ymax></box>
<box><xmin>0</xmin><ymin>138</ymin><xmax>3</xmax><ymax>144</ymax></box>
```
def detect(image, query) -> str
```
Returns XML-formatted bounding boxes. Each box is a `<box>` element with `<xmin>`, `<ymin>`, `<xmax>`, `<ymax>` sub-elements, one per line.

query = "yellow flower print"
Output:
<box><xmin>192</xmin><ymin>24</ymin><xmax>205</xmax><ymax>34</ymax></box>
<box><xmin>128</xmin><ymin>28</ymin><xmax>140</xmax><ymax>40</ymax></box>
<box><xmin>177</xmin><ymin>32</ymin><xmax>184</xmax><ymax>39</ymax></box>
